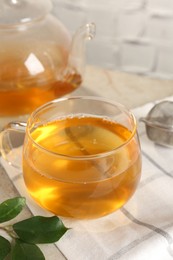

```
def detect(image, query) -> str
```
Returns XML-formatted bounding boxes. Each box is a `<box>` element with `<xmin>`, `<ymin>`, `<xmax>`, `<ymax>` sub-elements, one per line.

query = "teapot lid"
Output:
<box><xmin>0</xmin><ymin>0</ymin><xmax>52</xmax><ymax>26</ymax></box>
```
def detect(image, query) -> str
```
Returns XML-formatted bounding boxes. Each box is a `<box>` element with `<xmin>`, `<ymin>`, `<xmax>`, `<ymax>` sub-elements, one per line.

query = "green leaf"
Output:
<box><xmin>0</xmin><ymin>197</ymin><xmax>26</xmax><ymax>223</ymax></box>
<box><xmin>13</xmin><ymin>216</ymin><xmax>69</xmax><ymax>244</ymax></box>
<box><xmin>0</xmin><ymin>235</ymin><xmax>11</xmax><ymax>260</ymax></box>
<box><xmin>12</xmin><ymin>239</ymin><xmax>45</xmax><ymax>260</ymax></box>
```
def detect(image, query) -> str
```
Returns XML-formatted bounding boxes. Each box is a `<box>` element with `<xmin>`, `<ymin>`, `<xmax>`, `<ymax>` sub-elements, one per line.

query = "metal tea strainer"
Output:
<box><xmin>140</xmin><ymin>100</ymin><xmax>173</xmax><ymax>147</ymax></box>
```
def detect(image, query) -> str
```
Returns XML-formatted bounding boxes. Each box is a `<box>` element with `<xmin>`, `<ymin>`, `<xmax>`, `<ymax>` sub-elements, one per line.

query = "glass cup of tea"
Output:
<box><xmin>0</xmin><ymin>96</ymin><xmax>142</xmax><ymax>219</ymax></box>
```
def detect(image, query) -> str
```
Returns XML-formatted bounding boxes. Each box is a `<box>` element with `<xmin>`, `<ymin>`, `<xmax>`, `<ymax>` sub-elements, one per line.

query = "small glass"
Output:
<box><xmin>0</xmin><ymin>96</ymin><xmax>142</xmax><ymax>219</ymax></box>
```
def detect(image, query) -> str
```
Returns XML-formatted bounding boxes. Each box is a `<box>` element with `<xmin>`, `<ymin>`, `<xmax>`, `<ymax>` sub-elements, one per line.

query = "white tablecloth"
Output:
<box><xmin>1</xmin><ymin>96</ymin><xmax>173</xmax><ymax>260</ymax></box>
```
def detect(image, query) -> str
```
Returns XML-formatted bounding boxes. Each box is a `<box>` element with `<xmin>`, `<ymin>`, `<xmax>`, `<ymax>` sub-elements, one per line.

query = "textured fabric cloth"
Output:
<box><xmin>1</xmin><ymin>95</ymin><xmax>173</xmax><ymax>260</ymax></box>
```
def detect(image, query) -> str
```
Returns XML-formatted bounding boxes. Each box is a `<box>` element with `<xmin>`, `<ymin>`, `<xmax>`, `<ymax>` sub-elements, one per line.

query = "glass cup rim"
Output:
<box><xmin>27</xmin><ymin>95</ymin><xmax>137</xmax><ymax>160</ymax></box>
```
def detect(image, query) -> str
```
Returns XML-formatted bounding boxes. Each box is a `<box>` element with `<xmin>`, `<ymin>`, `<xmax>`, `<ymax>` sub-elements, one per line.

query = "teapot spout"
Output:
<box><xmin>67</xmin><ymin>23</ymin><xmax>96</xmax><ymax>75</ymax></box>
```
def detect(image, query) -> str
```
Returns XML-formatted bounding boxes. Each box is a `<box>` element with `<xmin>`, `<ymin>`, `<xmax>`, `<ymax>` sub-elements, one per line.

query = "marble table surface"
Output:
<box><xmin>74</xmin><ymin>65</ymin><xmax>173</xmax><ymax>108</ymax></box>
<box><xmin>0</xmin><ymin>65</ymin><xmax>173</xmax><ymax>259</ymax></box>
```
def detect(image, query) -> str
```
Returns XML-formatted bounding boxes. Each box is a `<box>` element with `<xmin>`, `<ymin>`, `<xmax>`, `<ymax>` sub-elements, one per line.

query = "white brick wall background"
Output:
<box><xmin>52</xmin><ymin>0</ymin><xmax>173</xmax><ymax>79</ymax></box>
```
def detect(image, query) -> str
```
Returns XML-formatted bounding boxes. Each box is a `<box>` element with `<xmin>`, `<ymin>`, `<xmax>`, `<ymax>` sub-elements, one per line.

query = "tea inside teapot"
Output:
<box><xmin>0</xmin><ymin>0</ymin><xmax>95</xmax><ymax>117</ymax></box>
<box><xmin>0</xmin><ymin>41</ymin><xmax>82</xmax><ymax>116</ymax></box>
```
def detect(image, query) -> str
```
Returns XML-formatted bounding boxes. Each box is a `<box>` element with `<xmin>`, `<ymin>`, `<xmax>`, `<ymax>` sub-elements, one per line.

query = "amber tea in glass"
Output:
<box><xmin>1</xmin><ymin>96</ymin><xmax>142</xmax><ymax>219</ymax></box>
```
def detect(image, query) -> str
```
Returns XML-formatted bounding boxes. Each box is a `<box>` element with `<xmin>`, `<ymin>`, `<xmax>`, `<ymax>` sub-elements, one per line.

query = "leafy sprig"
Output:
<box><xmin>0</xmin><ymin>197</ymin><xmax>69</xmax><ymax>260</ymax></box>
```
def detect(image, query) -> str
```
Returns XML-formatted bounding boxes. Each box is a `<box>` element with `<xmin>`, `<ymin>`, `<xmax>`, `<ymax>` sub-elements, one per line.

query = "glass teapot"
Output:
<box><xmin>0</xmin><ymin>0</ymin><xmax>95</xmax><ymax>119</ymax></box>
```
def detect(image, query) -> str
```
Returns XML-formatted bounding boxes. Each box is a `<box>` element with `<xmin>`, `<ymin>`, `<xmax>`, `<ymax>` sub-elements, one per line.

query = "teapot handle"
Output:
<box><xmin>0</xmin><ymin>122</ymin><xmax>26</xmax><ymax>170</ymax></box>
